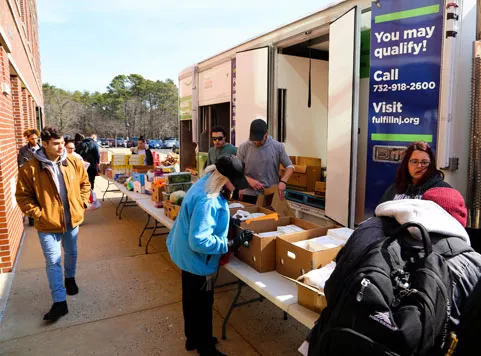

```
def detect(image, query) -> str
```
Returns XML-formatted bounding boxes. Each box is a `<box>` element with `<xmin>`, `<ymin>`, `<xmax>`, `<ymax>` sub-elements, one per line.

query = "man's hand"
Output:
<box><xmin>246</xmin><ymin>177</ymin><xmax>264</xmax><ymax>191</ymax></box>
<box><xmin>278</xmin><ymin>181</ymin><xmax>287</xmax><ymax>200</ymax></box>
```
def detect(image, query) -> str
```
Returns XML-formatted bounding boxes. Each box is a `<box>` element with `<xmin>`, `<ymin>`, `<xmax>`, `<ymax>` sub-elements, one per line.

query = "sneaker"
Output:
<box><xmin>65</xmin><ymin>277</ymin><xmax>79</xmax><ymax>295</ymax></box>
<box><xmin>43</xmin><ymin>301</ymin><xmax>68</xmax><ymax>321</ymax></box>
<box><xmin>185</xmin><ymin>337</ymin><xmax>218</xmax><ymax>351</ymax></box>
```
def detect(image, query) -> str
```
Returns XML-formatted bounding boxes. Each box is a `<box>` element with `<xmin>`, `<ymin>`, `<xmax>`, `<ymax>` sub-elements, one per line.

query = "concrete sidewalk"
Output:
<box><xmin>0</xmin><ymin>177</ymin><xmax>309</xmax><ymax>355</ymax></box>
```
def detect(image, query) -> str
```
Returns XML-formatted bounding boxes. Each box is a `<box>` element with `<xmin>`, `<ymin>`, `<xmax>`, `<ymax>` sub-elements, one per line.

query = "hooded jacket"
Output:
<box><xmin>375</xmin><ymin>199</ymin><xmax>481</xmax><ymax>325</ymax></box>
<box><xmin>379</xmin><ymin>173</ymin><xmax>450</xmax><ymax>204</ymax></box>
<box><xmin>166</xmin><ymin>174</ymin><xmax>229</xmax><ymax>276</ymax></box>
<box><xmin>16</xmin><ymin>147</ymin><xmax>91</xmax><ymax>232</ymax></box>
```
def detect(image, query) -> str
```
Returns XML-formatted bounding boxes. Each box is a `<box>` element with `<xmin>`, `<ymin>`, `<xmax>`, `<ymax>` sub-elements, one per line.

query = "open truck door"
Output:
<box><xmin>235</xmin><ymin>47</ymin><xmax>269</xmax><ymax>145</ymax></box>
<box><xmin>325</xmin><ymin>6</ymin><xmax>361</xmax><ymax>228</ymax></box>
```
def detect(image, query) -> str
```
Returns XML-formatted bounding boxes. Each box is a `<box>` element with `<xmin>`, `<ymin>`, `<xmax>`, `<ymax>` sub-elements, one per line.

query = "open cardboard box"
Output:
<box><xmin>256</xmin><ymin>185</ymin><xmax>295</xmax><ymax>217</ymax></box>
<box><xmin>229</xmin><ymin>205</ymin><xmax>274</xmax><ymax>217</ymax></box>
<box><xmin>284</xmin><ymin>275</ymin><xmax>327</xmax><ymax>314</ymax></box>
<box><xmin>276</xmin><ymin>227</ymin><xmax>342</xmax><ymax>279</ymax></box>
<box><xmin>235</xmin><ymin>216</ymin><xmax>324</xmax><ymax>273</ymax></box>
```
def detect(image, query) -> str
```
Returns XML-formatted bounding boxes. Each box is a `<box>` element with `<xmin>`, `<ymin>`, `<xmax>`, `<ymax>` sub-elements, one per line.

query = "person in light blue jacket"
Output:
<box><xmin>167</xmin><ymin>155</ymin><xmax>253</xmax><ymax>356</ymax></box>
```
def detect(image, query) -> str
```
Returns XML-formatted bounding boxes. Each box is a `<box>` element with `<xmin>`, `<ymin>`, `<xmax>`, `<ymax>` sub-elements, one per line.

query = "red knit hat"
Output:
<box><xmin>422</xmin><ymin>187</ymin><xmax>467</xmax><ymax>227</ymax></box>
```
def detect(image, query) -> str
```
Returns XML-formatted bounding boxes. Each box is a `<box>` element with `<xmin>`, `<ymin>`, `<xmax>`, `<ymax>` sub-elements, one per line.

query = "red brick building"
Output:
<box><xmin>0</xmin><ymin>0</ymin><xmax>43</xmax><ymax>273</ymax></box>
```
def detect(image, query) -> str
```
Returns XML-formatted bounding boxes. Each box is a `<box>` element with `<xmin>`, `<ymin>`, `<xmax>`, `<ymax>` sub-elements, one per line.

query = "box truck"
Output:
<box><xmin>178</xmin><ymin>0</ymin><xmax>480</xmax><ymax>237</ymax></box>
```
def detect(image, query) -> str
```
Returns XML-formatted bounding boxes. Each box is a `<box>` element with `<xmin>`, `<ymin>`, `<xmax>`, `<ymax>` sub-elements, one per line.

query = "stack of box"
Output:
<box><xmin>164</xmin><ymin>172</ymin><xmax>192</xmax><ymax>193</ymax></box>
<box><xmin>100</xmin><ymin>150</ymin><xmax>110</xmax><ymax>164</ymax></box>
<box><xmin>163</xmin><ymin>172</ymin><xmax>192</xmax><ymax>219</ymax></box>
<box><xmin>280</xmin><ymin>156</ymin><xmax>322</xmax><ymax>192</ymax></box>
<box><xmin>132</xmin><ymin>172</ymin><xmax>146</xmax><ymax>194</ymax></box>
<box><xmin>111</xmin><ymin>153</ymin><xmax>131</xmax><ymax>177</ymax></box>
<box><xmin>129</xmin><ymin>154</ymin><xmax>145</xmax><ymax>166</ymax></box>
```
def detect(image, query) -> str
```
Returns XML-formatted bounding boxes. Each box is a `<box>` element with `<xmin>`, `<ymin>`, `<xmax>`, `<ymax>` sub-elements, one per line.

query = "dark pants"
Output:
<box><xmin>182</xmin><ymin>270</ymin><xmax>215</xmax><ymax>354</ymax></box>
<box><xmin>87</xmin><ymin>167</ymin><xmax>97</xmax><ymax>190</ymax></box>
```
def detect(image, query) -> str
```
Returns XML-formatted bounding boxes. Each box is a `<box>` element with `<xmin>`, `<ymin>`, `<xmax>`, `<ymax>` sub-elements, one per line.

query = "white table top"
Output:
<box><xmin>113</xmin><ymin>181</ymin><xmax>151</xmax><ymax>202</ymax></box>
<box><xmin>224</xmin><ymin>257</ymin><xmax>318</xmax><ymax>328</ymax></box>
<box><xmin>136</xmin><ymin>199</ymin><xmax>175</xmax><ymax>230</ymax></box>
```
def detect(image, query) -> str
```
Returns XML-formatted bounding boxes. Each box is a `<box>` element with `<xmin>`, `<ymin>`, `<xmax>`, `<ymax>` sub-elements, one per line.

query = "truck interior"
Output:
<box><xmin>179</xmin><ymin>6</ymin><xmax>371</xmax><ymax>227</ymax></box>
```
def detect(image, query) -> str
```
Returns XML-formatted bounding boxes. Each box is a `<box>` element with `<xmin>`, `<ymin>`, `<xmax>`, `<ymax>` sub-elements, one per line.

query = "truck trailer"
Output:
<box><xmin>177</xmin><ymin>0</ymin><xmax>480</xmax><ymax>239</ymax></box>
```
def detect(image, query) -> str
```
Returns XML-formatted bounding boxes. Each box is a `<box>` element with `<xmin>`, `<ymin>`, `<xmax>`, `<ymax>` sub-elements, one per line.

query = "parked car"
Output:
<box><xmin>126</xmin><ymin>137</ymin><xmax>139</xmax><ymax>148</ymax></box>
<box><xmin>162</xmin><ymin>138</ymin><xmax>179</xmax><ymax>149</ymax></box>
<box><xmin>107</xmin><ymin>138</ymin><xmax>115</xmax><ymax>147</ymax></box>
<box><xmin>98</xmin><ymin>138</ymin><xmax>109</xmax><ymax>147</ymax></box>
<box><xmin>116</xmin><ymin>137</ymin><xmax>124</xmax><ymax>147</ymax></box>
<box><xmin>148</xmin><ymin>139</ymin><xmax>163</xmax><ymax>149</ymax></box>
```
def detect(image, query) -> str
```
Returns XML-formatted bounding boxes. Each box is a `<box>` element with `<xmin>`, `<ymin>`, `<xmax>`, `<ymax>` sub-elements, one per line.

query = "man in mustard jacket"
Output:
<box><xmin>16</xmin><ymin>127</ymin><xmax>91</xmax><ymax>322</ymax></box>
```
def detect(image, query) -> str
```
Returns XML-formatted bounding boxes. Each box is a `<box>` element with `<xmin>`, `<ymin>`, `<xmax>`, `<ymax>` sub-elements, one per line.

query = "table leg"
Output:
<box><xmin>138</xmin><ymin>214</ymin><xmax>152</xmax><ymax>246</ymax></box>
<box><xmin>118</xmin><ymin>196</ymin><xmax>131</xmax><ymax>220</ymax></box>
<box><xmin>145</xmin><ymin>221</ymin><xmax>169</xmax><ymax>254</ymax></box>
<box><xmin>102</xmin><ymin>179</ymin><xmax>110</xmax><ymax>201</ymax></box>
<box><xmin>222</xmin><ymin>280</ymin><xmax>264</xmax><ymax>340</ymax></box>
<box><xmin>116</xmin><ymin>193</ymin><xmax>125</xmax><ymax>217</ymax></box>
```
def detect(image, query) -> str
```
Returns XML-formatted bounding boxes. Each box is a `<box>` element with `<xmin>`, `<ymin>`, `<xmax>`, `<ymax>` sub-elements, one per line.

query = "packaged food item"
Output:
<box><xmin>165</xmin><ymin>172</ymin><xmax>191</xmax><ymax>184</ymax></box>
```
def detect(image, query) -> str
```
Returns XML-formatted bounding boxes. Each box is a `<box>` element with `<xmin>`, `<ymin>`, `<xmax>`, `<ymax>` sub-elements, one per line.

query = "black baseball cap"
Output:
<box><xmin>249</xmin><ymin>119</ymin><xmax>268</xmax><ymax>141</ymax></box>
<box><xmin>215</xmin><ymin>155</ymin><xmax>250</xmax><ymax>190</ymax></box>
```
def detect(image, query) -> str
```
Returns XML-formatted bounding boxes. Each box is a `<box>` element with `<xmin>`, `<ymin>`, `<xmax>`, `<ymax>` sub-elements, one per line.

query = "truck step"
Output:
<box><xmin>285</xmin><ymin>190</ymin><xmax>325</xmax><ymax>209</ymax></box>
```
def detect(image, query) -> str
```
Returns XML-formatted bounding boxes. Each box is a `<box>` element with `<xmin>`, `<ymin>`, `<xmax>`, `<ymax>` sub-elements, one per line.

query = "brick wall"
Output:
<box><xmin>0</xmin><ymin>46</ymin><xmax>25</xmax><ymax>273</ymax></box>
<box><xmin>11</xmin><ymin>76</ymin><xmax>25</xmax><ymax>151</ymax></box>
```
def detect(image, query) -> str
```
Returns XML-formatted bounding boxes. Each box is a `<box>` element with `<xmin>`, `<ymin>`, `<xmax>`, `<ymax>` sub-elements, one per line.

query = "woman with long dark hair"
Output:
<box><xmin>379</xmin><ymin>141</ymin><xmax>450</xmax><ymax>203</ymax></box>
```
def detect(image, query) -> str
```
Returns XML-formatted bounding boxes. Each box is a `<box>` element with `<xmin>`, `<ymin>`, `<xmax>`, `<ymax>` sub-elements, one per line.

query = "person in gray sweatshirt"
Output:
<box><xmin>236</xmin><ymin>119</ymin><xmax>294</xmax><ymax>203</ymax></box>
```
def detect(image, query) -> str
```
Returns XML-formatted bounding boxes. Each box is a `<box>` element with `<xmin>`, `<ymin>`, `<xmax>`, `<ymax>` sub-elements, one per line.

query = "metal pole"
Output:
<box><xmin>477</xmin><ymin>0</ymin><xmax>481</xmax><ymax>40</ymax></box>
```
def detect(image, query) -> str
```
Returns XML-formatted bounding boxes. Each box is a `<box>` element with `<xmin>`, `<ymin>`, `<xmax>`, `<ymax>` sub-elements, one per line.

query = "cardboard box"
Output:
<box><xmin>256</xmin><ymin>186</ymin><xmax>295</xmax><ymax>217</ymax></box>
<box><xmin>151</xmin><ymin>185</ymin><xmax>164</xmax><ymax>202</ymax></box>
<box><xmin>229</xmin><ymin>205</ymin><xmax>274</xmax><ymax>217</ymax></box>
<box><xmin>276</xmin><ymin>228</ymin><xmax>341</xmax><ymax>279</ymax></box>
<box><xmin>228</xmin><ymin>200</ymin><xmax>254</xmax><ymax>208</ymax></box>
<box><xmin>235</xmin><ymin>216</ymin><xmax>323</xmax><ymax>273</ymax></box>
<box><xmin>286</xmin><ymin>277</ymin><xmax>327</xmax><ymax>314</ymax></box>
<box><xmin>132</xmin><ymin>165</ymin><xmax>154</xmax><ymax>173</ymax></box>
<box><xmin>281</xmin><ymin>156</ymin><xmax>322</xmax><ymax>192</ymax></box>
<box><xmin>164</xmin><ymin>201</ymin><xmax>181</xmax><ymax>220</ymax></box>
<box><xmin>314</xmin><ymin>181</ymin><xmax>326</xmax><ymax>196</ymax></box>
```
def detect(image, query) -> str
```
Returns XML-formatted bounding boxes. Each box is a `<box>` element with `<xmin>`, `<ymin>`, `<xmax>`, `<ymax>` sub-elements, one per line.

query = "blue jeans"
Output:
<box><xmin>38</xmin><ymin>226</ymin><xmax>79</xmax><ymax>302</ymax></box>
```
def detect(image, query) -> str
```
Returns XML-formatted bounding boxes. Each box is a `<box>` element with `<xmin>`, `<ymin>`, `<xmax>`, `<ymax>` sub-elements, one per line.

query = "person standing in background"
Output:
<box><xmin>379</xmin><ymin>141</ymin><xmax>450</xmax><ymax>204</ymax></box>
<box><xmin>78</xmin><ymin>132</ymin><xmax>100</xmax><ymax>190</ymax></box>
<box><xmin>206</xmin><ymin>126</ymin><xmax>237</xmax><ymax>166</ymax></box>
<box><xmin>17</xmin><ymin>128</ymin><xmax>40</xmax><ymax>167</ymax></box>
<box><xmin>237</xmin><ymin>119</ymin><xmax>294</xmax><ymax>203</ymax></box>
<box><xmin>17</xmin><ymin>128</ymin><xmax>41</xmax><ymax>226</ymax></box>
<box><xmin>130</xmin><ymin>137</ymin><xmax>153</xmax><ymax>165</ymax></box>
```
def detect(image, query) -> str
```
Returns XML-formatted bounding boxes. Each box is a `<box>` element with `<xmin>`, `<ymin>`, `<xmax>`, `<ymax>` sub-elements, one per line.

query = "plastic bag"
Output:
<box><xmin>86</xmin><ymin>190</ymin><xmax>101</xmax><ymax>210</ymax></box>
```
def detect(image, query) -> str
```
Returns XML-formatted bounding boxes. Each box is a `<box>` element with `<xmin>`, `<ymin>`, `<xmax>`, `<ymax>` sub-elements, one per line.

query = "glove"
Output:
<box><xmin>230</xmin><ymin>217</ymin><xmax>242</xmax><ymax>228</ymax></box>
<box><xmin>228</xmin><ymin>230</ymin><xmax>254</xmax><ymax>249</ymax></box>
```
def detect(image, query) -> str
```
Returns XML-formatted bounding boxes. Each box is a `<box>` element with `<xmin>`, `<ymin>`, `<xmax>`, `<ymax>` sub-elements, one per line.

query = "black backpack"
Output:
<box><xmin>308</xmin><ymin>219</ymin><xmax>471</xmax><ymax>356</ymax></box>
<box><xmin>453</xmin><ymin>277</ymin><xmax>481</xmax><ymax>355</ymax></box>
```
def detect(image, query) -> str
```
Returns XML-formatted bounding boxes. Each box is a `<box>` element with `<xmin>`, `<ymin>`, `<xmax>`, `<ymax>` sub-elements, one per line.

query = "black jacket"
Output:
<box><xmin>379</xmin><ymin>173</ymin><xmax>450</xmax><ymax>204</ymax></box>
<box><xmin>79</xmin><ymin>138</ymin><xmax>100</xmax><ymax>173</ymax></box>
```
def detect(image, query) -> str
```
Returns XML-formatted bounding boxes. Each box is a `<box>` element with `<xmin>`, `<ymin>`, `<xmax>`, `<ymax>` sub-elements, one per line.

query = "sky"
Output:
<box><xmin>37</xmin><ymin>0</ymin><xmax>335</xmax><ymax>93</ymax></box>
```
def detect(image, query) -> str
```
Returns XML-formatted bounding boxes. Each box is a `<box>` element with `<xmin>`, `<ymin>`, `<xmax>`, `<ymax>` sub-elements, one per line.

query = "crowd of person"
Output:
<box><xmin>12</xmin><ymin>121</ymin><xmax>481</xmax><ymax>356</ymax></box>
